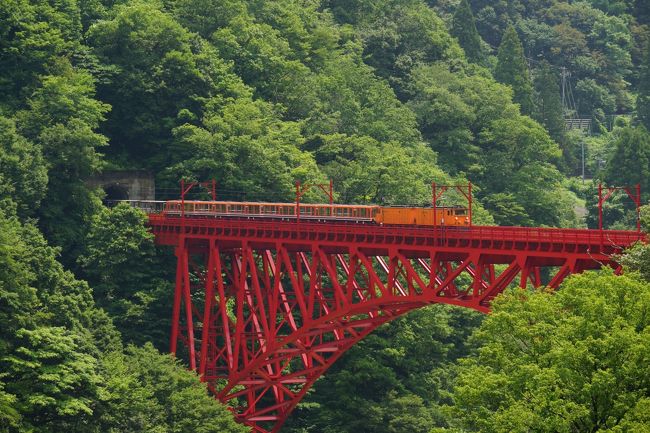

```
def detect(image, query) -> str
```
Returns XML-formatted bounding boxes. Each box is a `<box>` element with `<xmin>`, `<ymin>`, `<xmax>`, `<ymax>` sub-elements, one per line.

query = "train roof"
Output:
<box><xmin>167</xmin><ymin>200</ymin><xmax>467</xmax><ymax>209</ymax></box>
<box><xmin>167</xmin><ymin>200</ymin><xmax>378</xmax><ymax>208</ymax></box>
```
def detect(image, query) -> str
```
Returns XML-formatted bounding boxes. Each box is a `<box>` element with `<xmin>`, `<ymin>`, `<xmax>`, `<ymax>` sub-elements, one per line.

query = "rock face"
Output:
<box><xmin>86</xmin><ymin>170</ymin><xmax>155</xmax><ymax>201</ymax></box>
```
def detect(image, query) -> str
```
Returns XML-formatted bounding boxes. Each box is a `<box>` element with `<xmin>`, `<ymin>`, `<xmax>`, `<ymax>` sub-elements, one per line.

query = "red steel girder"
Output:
<box><xmin>153</xmin><ymin>216</ymin><xmax>644</xmax><ymax>433</ymax></box>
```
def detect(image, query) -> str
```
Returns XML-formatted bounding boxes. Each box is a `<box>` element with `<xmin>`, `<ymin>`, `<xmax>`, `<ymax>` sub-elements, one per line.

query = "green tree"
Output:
<box><xmin>162</xmin><ymin>97</ymin><xmax>323</xmax><ymax>200</ymax></box>
<box><xmin>309</xmin><ymin>134</ymin><xmax>449</xmax><ymax>205</ymax></box>
<box><xmin>96</xmin><ymin>350</ymin><xmax>166</xmax><ymax>433</ymax></box>
<box><xmin>302</xmin><ymin>51</ymin><xmax>423</xmax><ymax>147</ymax></box>
<box><xmin>478</xmin><ymin>116</ymin><xmax>572</xmax><ymax>226</ymax></box>
<box><xmin>407</xmin><ymin>63</ymin><xmax>575</xmax><ymax>226</ymax></box>
<box><xmin>119</xmin><ymin>344</ymin><xmax>248</xmax><ymax>433</ymax></box>
<box><xmin>467</xmin><ymin>0</ymin><xmax>633</xmax><ymax>115</ymax></box>
<box><xmin>604</xmin><ymin>126</ymin><xmax>650</xmax><ymax>200</ymax></box>
<box><xmin>0</xmin><ymin>380</ymin><xmax>19</xmax><ymax>431</ymax></box>
<box><xmin>209</xmin><ymin>14</ymin><xmax>313</xmax><ymax>117</ymax></box>
<box><xmin>0</xmin><ymin>211</ymin><xmax>38</xmax><ymax>354</ymax></box>
<box><xmin>638</xmin><ymin>40</ymin><xmax>650</xmax><ymax>130</ymax></box>
<box><xmin>16</xmin><ymin>63</ymin><xmax>109</xmax><ymax>262</ymax></box>
<box><xmin>618</xmin><ymin>204</ymin><xmax>650</xmax><ymax>281</ymax></box>
<box><xmin>87</xmin><ymin>2</ymin><xmax>247</xmax><ymax>168</ymax></box>
<box><xmin>0</xmin><ymin>209</ymin><xmax>105</xmax><ymax>433</ymax></box>
<box><xmin>171</xmin><ymin>0</ymin><xmax>246</xmax><ymax>37</ymax></box>
<box><xmin>3</xmin><ymin>327</ymin><xmax>101</xmax><ymax>432</ymax></box>
<box><xmin>533</xmin><ymin>61</ymin><xmax>569</xmax><ymax>166</ymax></box>
<box><xmin>78</xmin><ymin>203</ymin><xmax>173</xmax><ymax>347</ymax></box>
<box><xmin>0</xmin><ymin>117</ymin><xmax>47</xmax><ymax>218</ymax></box>
<box><xmin>451</xmin><ymin>0</ymin><xmax>485</xmax><ymax>65</ymax></box>
<box><xmin>636</xmin><ymin>0</ymin><xmax>650</xmax><ymax>24</ymax></box>
<box><xmin>494</xmin><ymin>25</ymin><xmax>534</xmax><ymax>115</ymax></box>
<box><xmin>451</xmin><ymin>270</ymin><xmax>650</xmax><ymax>432</ymax></box>
<box><xmin>358</xmin><ymin>2</ymin><xmax>462</xmax><ymax>96</ymax></box>
<box><xmin>0</xmin><ymin>0</ymin><xmax>82</xmax><ymax>108</ymax></box>
<box><xmin>407</xmin><ymin>63</ymin><xmax>513</xmax><ymax>175</ymax></box>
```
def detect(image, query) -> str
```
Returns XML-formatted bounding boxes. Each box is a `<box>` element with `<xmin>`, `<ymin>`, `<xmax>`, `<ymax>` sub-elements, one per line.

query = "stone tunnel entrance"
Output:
<box><xmin>103</xmin><ymin>184</ymin><xmax>130</xmax><ymax>201</ymax></box>
<box><xmin>86</xmin><ymin>170</ymin><xmax>155</xmax><ymax>203</ymax></box>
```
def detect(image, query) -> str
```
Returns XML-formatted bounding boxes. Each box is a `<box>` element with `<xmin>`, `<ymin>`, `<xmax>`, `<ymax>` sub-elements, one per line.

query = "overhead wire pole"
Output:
<box><xmin>597</xmin><ymin>183</ymin><xmax>643</xmax><ymax>246</ymax></box>
<box><xmin>432</xmin><ymin>182</ymin><xmax>473</xmax><ymax>243</ymax></box>
<box><xmin>172</xmin><ymin>178</ymin><xmax>218</xmax><ymax>369</ymax></box>
<box><xmin>295</xmin><ymin>180</ymin><xmax>335</xmax><ymax>223</ymax></box>
<box><xmin>582</xmin><ymin>140</ymin><xmax>585</xmax><ymax>184</ymax></box>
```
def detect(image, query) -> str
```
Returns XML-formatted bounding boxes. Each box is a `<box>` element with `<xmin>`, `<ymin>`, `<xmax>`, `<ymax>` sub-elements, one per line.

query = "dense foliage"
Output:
<box><xmin>0</xmin><ymin>209</ymin><xmax>246</xmax><ymax>432</ymax></box>
<box><xmin>449</xmin><ymin>270</ymin><xmax>650</xmax><ymax>432</ymax></box>
<box><xmin>1</xmin><ymin>0</ymin><xmax>649</xmax><ymax>431</ymax></box>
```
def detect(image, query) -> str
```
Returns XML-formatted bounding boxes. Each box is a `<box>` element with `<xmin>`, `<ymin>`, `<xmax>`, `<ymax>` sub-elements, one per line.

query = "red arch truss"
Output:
<box><xmin>148</xmin><ymin>215</ymin><xmax>643</xmax><ymax>433</ymax></box>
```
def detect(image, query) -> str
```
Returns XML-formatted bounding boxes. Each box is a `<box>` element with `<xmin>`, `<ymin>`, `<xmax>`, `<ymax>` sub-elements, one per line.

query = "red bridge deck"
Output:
<box><xmin>148</xmin><ymin>214</ymin><xmax>644</xmax><ymax>433</ymax></box>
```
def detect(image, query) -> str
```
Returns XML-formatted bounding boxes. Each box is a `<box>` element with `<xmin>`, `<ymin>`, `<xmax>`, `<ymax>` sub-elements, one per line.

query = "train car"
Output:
<box><xmin>374</xmin><ymin>207</ymin><xmax>469</xmax><ymax>226</ymax></box>
<box><xmin>163</xmin><ymin>200</ymin><xmax>470</xmax><ymax>226</ymax></box>
<box><xmin>163</xmin><ymin>200</ymin><xmax>378</xmax><ymax>222</ymax></box>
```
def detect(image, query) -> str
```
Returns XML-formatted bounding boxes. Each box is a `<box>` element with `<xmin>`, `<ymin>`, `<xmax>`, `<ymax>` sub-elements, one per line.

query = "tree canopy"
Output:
<box><xmin>450</xmin><ymin>270</ymin><xmax>650</xmax><ymax>432</ymax></box>
<box><xmin>495</xmin><ymin>25</ymin><xmax>535</xmax><ymax>115</ymax></box>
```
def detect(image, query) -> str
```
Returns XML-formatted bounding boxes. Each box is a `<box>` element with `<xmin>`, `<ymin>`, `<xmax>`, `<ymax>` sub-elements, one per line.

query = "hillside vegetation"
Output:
<box><xmin>1</xmin><ymin>0</ymin><xmax>650</xmax><ymax>431</ymax></box>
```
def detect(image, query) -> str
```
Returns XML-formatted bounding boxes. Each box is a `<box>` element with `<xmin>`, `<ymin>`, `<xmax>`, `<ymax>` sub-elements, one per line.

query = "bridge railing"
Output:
<box><xmin>146</xmin><ymin>212</ymin><xmax>644</xmax><ymax>247</ymax></box>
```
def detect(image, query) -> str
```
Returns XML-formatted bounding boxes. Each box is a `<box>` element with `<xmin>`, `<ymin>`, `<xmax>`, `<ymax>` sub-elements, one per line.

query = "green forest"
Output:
<box><xmin>1</xmin><ymin>0</ymin><xmax>650</xmax><ymax>431</ymax></box>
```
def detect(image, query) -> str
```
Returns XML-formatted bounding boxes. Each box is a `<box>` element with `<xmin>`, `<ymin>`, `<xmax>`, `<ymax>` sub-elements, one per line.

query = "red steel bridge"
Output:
<box><xmin>137</xmin><ymin>183</ymin><xmax>645</xmax><ymax>433</ymax></box>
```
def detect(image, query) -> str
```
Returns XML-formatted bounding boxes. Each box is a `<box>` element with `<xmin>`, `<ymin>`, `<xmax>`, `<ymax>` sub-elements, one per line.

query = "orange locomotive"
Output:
<box><xmin>163</xmin><ymin>200</ymin><xmax>470</xmax><ymax>226</ymax></box>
